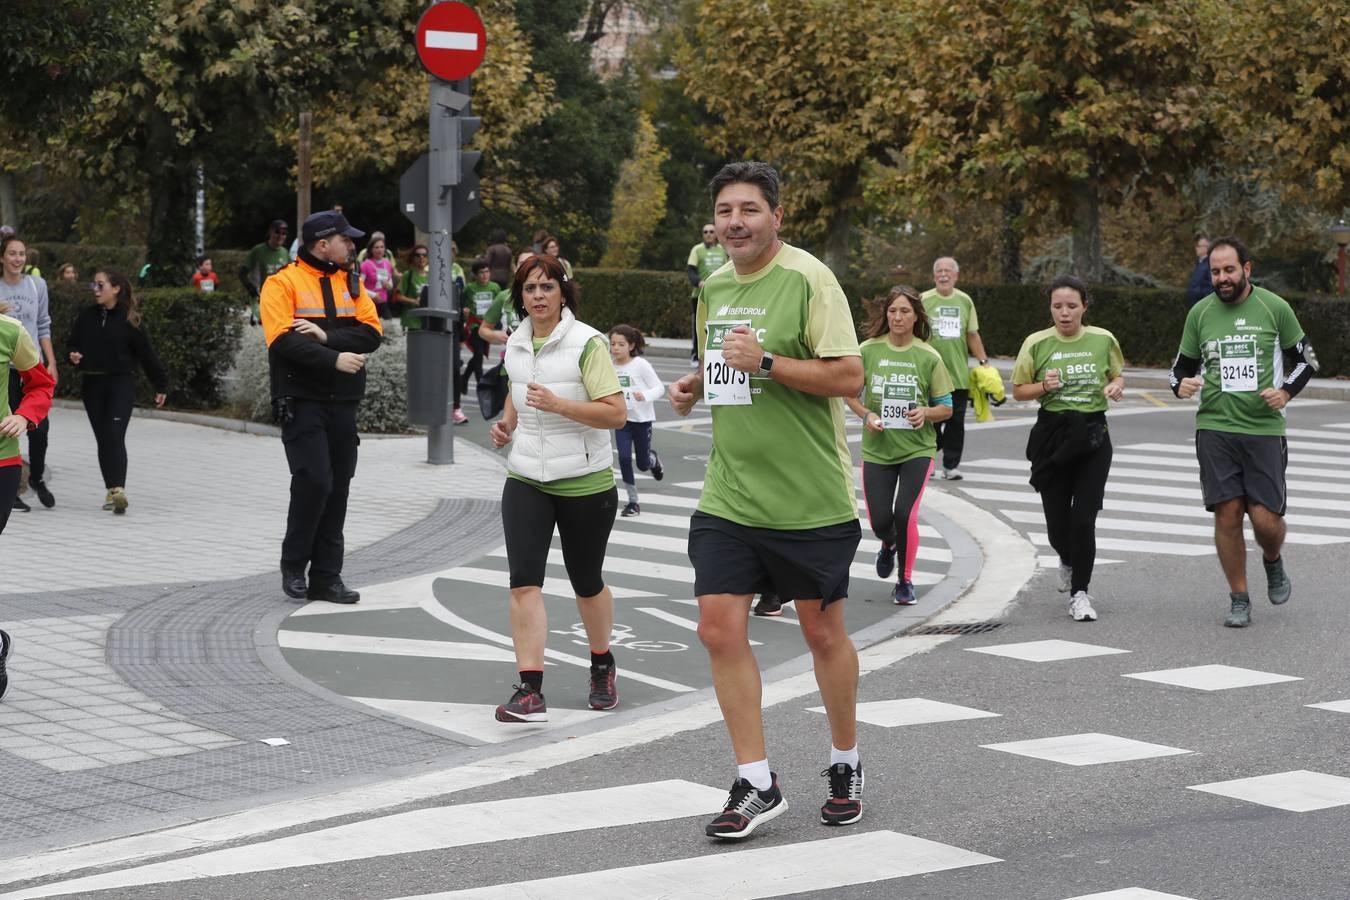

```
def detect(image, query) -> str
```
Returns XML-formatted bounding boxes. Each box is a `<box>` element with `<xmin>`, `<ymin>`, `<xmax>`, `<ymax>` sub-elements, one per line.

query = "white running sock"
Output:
<box><xmin>830</xmin><ymin>744</ymin><xmax>860</xmax><ymax>768</ymax></box>
<box><xmin>737</xmin><ymin>759</ymin><xmax>772</xmax><ymax>791</ymax></box>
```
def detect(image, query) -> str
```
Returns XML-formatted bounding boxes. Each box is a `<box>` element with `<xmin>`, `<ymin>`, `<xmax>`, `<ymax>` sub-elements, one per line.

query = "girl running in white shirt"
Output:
<box><xmin>608</xmin><ymin>324</ymin><xmax>664</xmax><ymax>516</ymax></box>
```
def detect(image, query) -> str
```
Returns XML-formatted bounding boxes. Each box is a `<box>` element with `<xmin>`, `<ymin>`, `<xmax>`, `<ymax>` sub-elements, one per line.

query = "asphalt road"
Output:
<box><xmin>13</xmin><ymin>380</ymin><xmax>1349</xmax><ymax>900</ymax></box>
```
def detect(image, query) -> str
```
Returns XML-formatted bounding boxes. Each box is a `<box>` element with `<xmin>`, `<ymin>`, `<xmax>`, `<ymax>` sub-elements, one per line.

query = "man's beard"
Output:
<box><xmin>1216</xmin><ymin>274</ymin><xmax>1248</xmax><ymax>304</ymax></box>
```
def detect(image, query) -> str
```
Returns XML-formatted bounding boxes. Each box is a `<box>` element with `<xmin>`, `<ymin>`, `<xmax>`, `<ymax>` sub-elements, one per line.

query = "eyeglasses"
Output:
<box><xmin>702</xmin><ymin>230</ymin><xmax>715</xmax><ymax>235</ymax></box>
<box><xmin>92</xmin><ymin>281</ymin><xmax>108</xmax><ymax>289</ymax></box>
<box><xmin>413</xmin><ymin>251</ymin><xmax>428</xmax><ymax>258</ymax></box>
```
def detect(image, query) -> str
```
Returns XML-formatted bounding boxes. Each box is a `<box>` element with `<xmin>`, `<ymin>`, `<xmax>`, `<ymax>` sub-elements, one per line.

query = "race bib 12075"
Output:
<box><xmin>703</xmin><ymin>320</ymin><xmax>752</xmax><ymax>406</ymax></box>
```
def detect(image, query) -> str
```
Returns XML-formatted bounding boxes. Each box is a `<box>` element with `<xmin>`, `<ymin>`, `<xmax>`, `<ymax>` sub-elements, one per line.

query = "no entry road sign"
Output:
<box><xmin>415</xmin><ymin>2</ymin><xmax>487</xmax><ymax>82</ymax></box>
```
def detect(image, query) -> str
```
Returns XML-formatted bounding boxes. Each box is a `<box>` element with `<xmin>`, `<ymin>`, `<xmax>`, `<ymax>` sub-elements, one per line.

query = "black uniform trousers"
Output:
<box><xmin>281</xmin><ymin>399</ymin><xmax>359</xmax><ymax>584</ymax></box>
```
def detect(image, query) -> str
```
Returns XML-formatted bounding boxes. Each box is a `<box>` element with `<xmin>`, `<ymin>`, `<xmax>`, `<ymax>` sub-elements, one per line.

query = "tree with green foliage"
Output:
<box><xmin>892</xmin><ymin>0</ymin><xmax>1222</xmax><ymax>282</ymax></box>
<box><xmin>679</xmin><ymin>0</ymin><xmax>907</xmax><ymax>271</ymax></box>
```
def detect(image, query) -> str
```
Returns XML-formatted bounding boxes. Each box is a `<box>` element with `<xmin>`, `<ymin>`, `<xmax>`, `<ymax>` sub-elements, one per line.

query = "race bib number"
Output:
<box><xmin>378</xmin><ymin>268</ymin><xmax>391</xmax><ymax>288</ymax></box>
<box><xmin>936</xmin><ymin>306</ymin><xmax>961</xmax><ymax>339</ymax></box>
<box><xmin>880</xmin><ymin>383</ymin><xmax>918</xmax><ymax>429</ymax></box>
<box><xmin>703</xmin><ymin>320</ymin><xmax>752</xmax><ymax>406</ymax></box>
<box><xmin>1218</xmin><ymin>339</ymin><xmax>1257</xmax><ymax>392</ymax></box>
<box><xmin>199</xmin><ymin>279</ymin><xmax>214</xmax><ymax>292</ymax></box>
<box><xmin>618</xmin><ymin>373</ymin><xmax>634</xmax><ymax>405</ymax></box>
<box><xmin>474</xmin><ymin>294</ymin><xmax>494</xmax><ymax>316</ymax></box>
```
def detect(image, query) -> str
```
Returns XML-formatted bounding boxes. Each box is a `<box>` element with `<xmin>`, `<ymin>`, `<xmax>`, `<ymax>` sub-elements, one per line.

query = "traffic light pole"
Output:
<box><xmin>425</xmin><ymin>77</ymin><xmax>462</xmax><ymax>465</ymax></box>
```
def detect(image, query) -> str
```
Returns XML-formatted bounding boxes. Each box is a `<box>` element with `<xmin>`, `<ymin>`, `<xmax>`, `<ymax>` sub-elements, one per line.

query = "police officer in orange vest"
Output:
<box><xmin>261</xmin><ymin>210</ymin><xmax>383</xmax><ymax>603</ymax></box>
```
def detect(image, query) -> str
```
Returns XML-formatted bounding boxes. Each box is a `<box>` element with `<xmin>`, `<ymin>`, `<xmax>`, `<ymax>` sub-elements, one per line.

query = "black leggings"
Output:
<box><xmin>862</xmin><ymin>457</ymin><xmax>935</xmax><ymax>582</ymax></box>
<box><xmin>81</xmin><ymin>374</ymin><xmax>137</xmax><ymax>488</ymax></box>
<box><xmin>934</xmin><ymin>388</ymin><xmax>970</xmax><ymax>470</ymax></box>
<box><xmin>458</xmin><ymin>334</ymin><xmax>489</xmax><ymax>395</ymax></box>
<box><xmin>502</xmin><ymin>477</ymin><xmax>617</xmax><ymax>597</ymax></box>
<box><xmin>9</xmin><ymin>376</ymin><xmax>49</xmax><ymax>483</ymax></box>
<box><xmin>1039</xmin><ymin>435</ymin><xmax>1113</xmax><ymax>594</ymax></box>
<box><xmin>0</xmin><ymin>466</ymin><xmax>19</xmax><ymax>534</ymax></box>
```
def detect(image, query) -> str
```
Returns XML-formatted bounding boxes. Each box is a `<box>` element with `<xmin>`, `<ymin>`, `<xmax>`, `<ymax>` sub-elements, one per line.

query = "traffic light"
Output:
<box><xmin>450</xmin><ymin>79</ymin><xmax>481</xmax><ymax>234</ymax></box>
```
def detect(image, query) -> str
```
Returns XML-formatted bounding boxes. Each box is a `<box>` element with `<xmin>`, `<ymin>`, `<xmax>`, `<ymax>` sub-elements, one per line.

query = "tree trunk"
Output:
<box><xmin>821</xmin><ymin>163</ymin><xmax>861</xmax><ymax>275</ymax></box>
<box><xmin>296</xmin><ymin>110</ymin><xmax>312</xmax><ymax>232</ymax></box>
<box><xmin>143</xmin><ymin>113</ymin><xmax>197</xmax><ymax>287</ymax></box>
<box><xmin>1069</xmin><ymin>181</ymin><xmax>1103</xmax><ymax>282</ymax></box>
<box><xmin>999</xmin><ymin>194</ymin><xmax>1024</xmax><ymax>282</ymax></box>
<box><xmin>0</xmin><ymin>171</ymin><xmax>17</xmax><ymax>231</ymax></box>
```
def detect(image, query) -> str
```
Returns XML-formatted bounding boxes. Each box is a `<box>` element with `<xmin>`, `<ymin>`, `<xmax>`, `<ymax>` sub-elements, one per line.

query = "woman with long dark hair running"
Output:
<box><xmin>67</xmin><ymin>270</ymin><xmax>168</xmax><ymax>514</ymax></box>
<box><xmin>1012</xmin><ymin>275</ymin><xmax>1124</xmax><ymax>622</ymax></box>
<box><xmin>844</xmin><ymin>286</ymin><xmax>953</xmax><ymax>605</ymax></box>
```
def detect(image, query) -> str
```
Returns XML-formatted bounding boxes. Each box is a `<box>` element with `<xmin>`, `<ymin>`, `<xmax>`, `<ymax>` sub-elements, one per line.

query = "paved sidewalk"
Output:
<box><xmin>1</xmin><ymin>410</ymin><xmax>506</xmax><ymax>852</ymax></box>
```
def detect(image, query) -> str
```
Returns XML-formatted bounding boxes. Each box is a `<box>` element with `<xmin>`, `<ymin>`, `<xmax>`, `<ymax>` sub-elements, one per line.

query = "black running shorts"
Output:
<box><xmin>687</xmin><ymin>511</ymin><xmax>862</xmax><ymax>606</ymax></box>
<box><xmin>1194</xmin><ymin>429</ymin><xmax>1287</xmax><ymax>515</ymax></box>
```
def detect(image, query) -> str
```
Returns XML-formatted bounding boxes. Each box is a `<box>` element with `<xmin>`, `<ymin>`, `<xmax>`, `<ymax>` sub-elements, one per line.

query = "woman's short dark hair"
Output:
<box><xmin>863</xmin><ymin>285</ymin><xmax>930</xmax><ymax>342</ymax></box>
<box><xmin>1048</xmin><ymin>274</ymin><xmax>1091</xmax><ymax>306</ymax></box>
<box><xmin>608</xmin><ymin>324</ymin><xmax>645</xmax><ymax>355</ymax></box>
<box><xmin>710</xmin><ymin>161</ymin><xmax>781</xmax><ymax>210</ymax></box>
<box><xmin>511</xmin><ymin>254</ymin><xmax>578</xmax><ymax>318</ymax></box>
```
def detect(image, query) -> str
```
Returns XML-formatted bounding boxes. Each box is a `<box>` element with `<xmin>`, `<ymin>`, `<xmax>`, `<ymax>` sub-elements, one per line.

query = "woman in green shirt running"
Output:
<box><xmin>1012</xmin><ymin>275</ymin><xmax>1125</xmax><ymax>623</ymax></box>
<box><xmin>844</xmin><ymin>286</ymin><xmax>953</xmax><ymax>605</ymax></box>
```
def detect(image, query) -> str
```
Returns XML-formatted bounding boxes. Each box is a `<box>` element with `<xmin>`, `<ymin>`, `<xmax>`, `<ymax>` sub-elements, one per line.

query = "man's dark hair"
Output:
<box><xmin>1048</xmin><ymin>274</ymin><xmax>1092</xmax><ymax>306</ymax></box>
<box><xmin>710</xmin><ymin>161</ymin><xmax>781</xmax><ymax>210</ymax></box>
<box><xmin>195</xmin><ymin>254</ymin><xmax>210</xmax><ymax>267</ymax></box>
<box><xmin>471</xmin><ymin>258</ymin><xmax>491</xmax><ymax>275</ymax></box>
<box><xmin>1208</xmin><ymin>235</ymin><xmax>1251</xmax><ymax>267</ymax></box>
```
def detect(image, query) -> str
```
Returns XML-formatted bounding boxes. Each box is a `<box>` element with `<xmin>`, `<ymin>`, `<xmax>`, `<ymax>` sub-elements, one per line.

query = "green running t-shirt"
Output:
<box><xmin>1177</xmin><ymin>286</ymin><xmax>1304</xmax><ymax>437</ymax></box>
<box><xmin>1012</xmin><ymin>326</ymin><xmax>1124</xmax><ymax>414</ymax></box>
<box><xmin>695</xmin><ymin>243</ymin><xmax>860</xmax><ymax>529</ymax></box>
<box><xmin>858</xmin><ymin>337</ymin><xmax>955</xmax><ymax>465</ymax></box>
<box><xmin>919</xmin><ymin>288</ymin><xmax>979</xmax><ymax>390</ymax></box>
<box><xmin>1</xmin><ymin>315</ymin><xmax>43</xmax><ymax>463</ymax></box>
<box><xmin>687</xmin><ymin>242</ymin><xmax>729</xmax><ymax>297</ymax></box>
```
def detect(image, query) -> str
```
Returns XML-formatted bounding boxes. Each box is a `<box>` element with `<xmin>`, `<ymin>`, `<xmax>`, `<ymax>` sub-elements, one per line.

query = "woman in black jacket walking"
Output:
<box><xmin>67</xmin><ymin>270</ymin><xmax>168</xmax><ymax>514</ymax></box>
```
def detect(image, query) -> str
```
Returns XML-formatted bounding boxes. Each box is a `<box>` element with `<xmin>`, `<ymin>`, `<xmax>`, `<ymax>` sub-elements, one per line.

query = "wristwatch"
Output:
<box><xmin>759</xmin><ymin>351</ymin><xmax>775</xmax><ymax>374</ymax></box>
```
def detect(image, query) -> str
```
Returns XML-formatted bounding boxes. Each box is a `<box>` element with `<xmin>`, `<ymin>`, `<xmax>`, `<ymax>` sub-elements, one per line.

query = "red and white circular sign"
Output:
<box><xmin>415</xmin><ymin>2</ymin><xmax>487</xmax><ymax>82</ymax></box>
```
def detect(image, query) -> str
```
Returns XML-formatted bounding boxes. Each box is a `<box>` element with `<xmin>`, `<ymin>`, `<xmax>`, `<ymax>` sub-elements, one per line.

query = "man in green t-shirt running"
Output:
<box><xmin>240</xmin><ymin>219</ymin><xmax>292</xmax><ymax>326</ymax></box>
<box><xmin>920</xmin><ymin>257</ymin><xmax>990</xmax><ymax>480</ymax></box>
<box><xmin>686</xmin><ymin>224</ymin><xmax>728</xmax><ymax>366</ymax></box>
<box><xmin>669</xmin><ymin>161</ymin><xmax>865</xmax><ymax>841</ymax></box>
<box><xmin>1170</xmin><ymin>236</ymin><xmax>1318</xmax><ymax>628</ymax></box>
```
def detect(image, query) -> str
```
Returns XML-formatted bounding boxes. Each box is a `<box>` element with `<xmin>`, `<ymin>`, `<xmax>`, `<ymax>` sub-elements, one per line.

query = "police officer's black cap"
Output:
<box><xmin>302</xmin><ymin>210</ymin><xmax>365</xmax><ymax>245</ymax></box>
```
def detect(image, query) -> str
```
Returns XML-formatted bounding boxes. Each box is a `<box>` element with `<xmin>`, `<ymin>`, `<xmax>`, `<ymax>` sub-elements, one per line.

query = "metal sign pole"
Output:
<box><xmin>426</xmin><ymin>76</ymin><xmax>457</xmax><ymax>465</ymax></box>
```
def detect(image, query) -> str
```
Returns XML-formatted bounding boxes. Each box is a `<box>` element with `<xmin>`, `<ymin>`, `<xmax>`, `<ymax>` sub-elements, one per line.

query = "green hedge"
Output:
<box><xmin>48</xmin><ymin>281</ymin><xmax>247</xmax><ymax>409</ymax></box>
<box><xmin>572</xmin><ymin>268</ymin><xmax>1350</xmax><ymax>376</ymax></box>
<box><xmin>26</xmin><ymin>242</ymin><xmax>250</xmax><ymax>290</ymax></box>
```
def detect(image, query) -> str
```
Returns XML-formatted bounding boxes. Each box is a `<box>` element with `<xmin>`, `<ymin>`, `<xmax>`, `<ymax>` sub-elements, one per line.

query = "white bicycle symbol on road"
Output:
<box><xmin>550</xmin><ymin>622</ymin><xmax>688</xmax><ymax>652</ymax></box>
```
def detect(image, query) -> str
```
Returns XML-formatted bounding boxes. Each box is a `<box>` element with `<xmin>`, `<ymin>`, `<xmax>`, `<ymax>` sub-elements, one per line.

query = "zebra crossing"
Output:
<box><xmin>276</xmin><ymin>471</ymin><xmax>956</xmax><ymax>742</ymax></box>
<box><xmin>952</xmin><ymin>424</ymin><xmax>1350</xmax><ymax>558</ymax></box>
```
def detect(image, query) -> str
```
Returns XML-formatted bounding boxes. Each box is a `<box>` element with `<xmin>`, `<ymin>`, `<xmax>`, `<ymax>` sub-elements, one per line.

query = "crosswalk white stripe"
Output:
<box><xmin>422</xmin><ymin>603</ymin><xmax>696</xmax><ymax>693</ymax></box>
<box><xmin>347</xmin><ymin>697</ymin><xmax>609</xmax><ymax>744</ymax></box>
<box><xmin>1285</xmin><ymin>427</ymin><xmax>1350</xmax><ymax>442</ymax></box>
<box><xmin>653</xmin><ymin>416</ymin><xmax>713</xmax><ymax>429</ymax></box>
<box><xmin>1327</xmin><ymin>423</ymin><xmax>1350</xmax><ymax>430</ymax></box>
<box><xmin>411</xmin><ymin>830</ymin><xmax>1001</xmax><ymax>899</ymax></box>
<box><xmin>1111</xmin><ymin>451</ymin><xmax>1350</xmax><ymax>483</ymax></box>
<box><xmin>437</xmin><ymin>566</ymin><xmax>662</xmax><ymax>599</ymax></box>
<box><xmin>1</xmin><ymin>782</ymin><xmax>728</xmax><ymax>899</ymax></box>
<box><xmin>957</xmin><ymin>461</ymin><xmax>1350</xmax><ymax>497</ymax></box>
<box><xmin>635</xmin><ymin>606</ymin><xmax>761</xmax><ymax>644</ymax></box>
<box><xmin>277</xmin><ymin>632</ymin><xmax>516</xmax><ymax>662</ymax></box>
<box><xmin>1127</xmin><ymin>441</ymin><xmax>1349</xmax><ymax>467</ymax></box>
<box><xmin>999</xmin><ymin>509</ymin><xmax>1344</xmax><ymax>545</ymax></box>
<box><xmin>963</xmin><ymin>487</ymin><xmax>1350</xmax><ymax>530</ymax></box>
<box><xmin>1096</xmin><ymin>480</ymin><xmax>1350</xmax><ymax>513</ymax></box>
<box><xmin>1028</xmin><ymin>531</ymin><xmax>1215</xmax><ymax>556</ymax></box>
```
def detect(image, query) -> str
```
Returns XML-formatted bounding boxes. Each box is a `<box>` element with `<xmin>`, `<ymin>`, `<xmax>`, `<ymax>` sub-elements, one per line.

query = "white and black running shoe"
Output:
<box><xmin>705</xmin><ymin>773</ymin><xmax>787</xmax><ymax>840</ymax></box>
<box><xmin>1069</xmin><ymin>591</ymin><xmax>1098</xmax><ymax>622</ymax></box>
<box><xmin>820</xmin><ymin>761</ymin><xmax>864</xmax><ymax>825</ymax></box>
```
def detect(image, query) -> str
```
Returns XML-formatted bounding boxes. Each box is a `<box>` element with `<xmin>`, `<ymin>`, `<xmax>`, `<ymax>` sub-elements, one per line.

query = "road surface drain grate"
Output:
<box><xmin>903</xmin><ymin>622</ymin><xmax>1005</xmax><ymax>636</ymax></box>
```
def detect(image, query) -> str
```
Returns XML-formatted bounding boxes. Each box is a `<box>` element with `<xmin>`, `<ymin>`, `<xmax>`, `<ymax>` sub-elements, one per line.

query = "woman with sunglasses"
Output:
<box><xmin>843</xmin><ymin>286</ymin><xmax>953</xmax><ymax>605</ymax></box>
<box><xmin>66</xmin><ymin>271</ymin><xmax>168</xmax><ymax>514</ymax></box>
<box><xmin>395</xmin><ymin>244</ymin><xmax>432</xmax><ymax>332</ymax></box>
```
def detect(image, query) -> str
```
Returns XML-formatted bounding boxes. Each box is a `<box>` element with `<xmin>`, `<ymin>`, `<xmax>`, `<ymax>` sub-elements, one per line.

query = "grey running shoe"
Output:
<box><xmin>1224</xmin><ymin>592</ymin><xmax>1252</xmax><ymax>628</ymax></box>
<box><xmin>706</xmin><ymin>773</ymin><xmax>787</xmax><ymax>840</ymax></box>
<box><xmin>1069</xmin><ymin>591</ymin><xmax>1098</xmax><ymax>622</ymax></box>
<box><xmin>940</xmin><ymin>468</ymin><xmax>963</xmax><ymax>481</ymax></box>
<box><xmin>1057</xmin><ymin>562</ymin><xmax>1072</xmax><ymax>593</ymax></box>
<box><xmin>1263</xmin><ymin>556</ymin><xmax>1291</xmax><ymax>605</ymax></box>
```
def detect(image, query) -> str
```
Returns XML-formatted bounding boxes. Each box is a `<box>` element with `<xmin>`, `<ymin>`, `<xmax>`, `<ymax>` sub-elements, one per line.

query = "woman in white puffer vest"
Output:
<box><xmin>488</xmin><ymin>253</ymin><xmax>628</xmax><ymax>724</ymax></box>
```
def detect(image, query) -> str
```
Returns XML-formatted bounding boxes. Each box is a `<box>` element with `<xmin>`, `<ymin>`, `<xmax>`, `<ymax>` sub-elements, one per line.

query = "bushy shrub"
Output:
<box><xmin>49</xmin><ymin>281</ymin><xmax>246</xmax><ymax>408</ymax></box>
<box><xmin>231</xmin><ymin>326</ymin><xmax>412</xmax><ymax>433</ymax></box>
<box><xmin>572</xmin><ymin>268</ymin><xmax>689</xmax><ymax>337</ymax></box>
